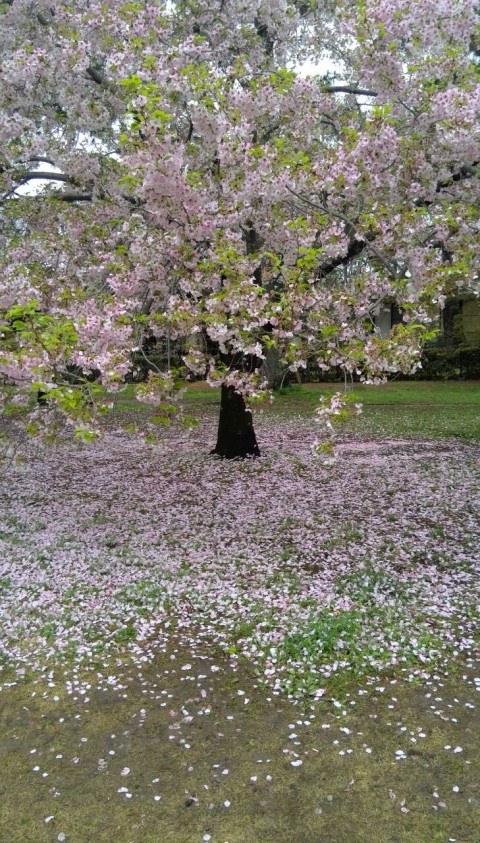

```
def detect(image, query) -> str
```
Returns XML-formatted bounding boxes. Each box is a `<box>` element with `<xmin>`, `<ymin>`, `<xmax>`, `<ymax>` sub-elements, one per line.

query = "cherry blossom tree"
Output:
<box><xmin>0</xmin><ymin>0</ymin><xmax>479</xmax><ymax>456</ymax></box>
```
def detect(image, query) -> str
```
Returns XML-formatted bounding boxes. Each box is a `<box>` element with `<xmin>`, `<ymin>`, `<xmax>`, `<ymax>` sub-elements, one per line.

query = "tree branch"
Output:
<box><xmin>323</xmin><ymin>85</ymin><xmax>378</xmax><ymax>97</ymax></box>
<box><xmin>1</xmin><ymin>170</ymin><xmax>81</xmax><ymax>203</ymax></box>
<box><xmin>415</xmin><ymin>161</ymin><xmax>479</xmax><ymax>207</ymax></box>
<box><xmin>85</xmin><ymin>64</ymin><xmax>117</xmax><ymax>91</ymax></box>
<box><xmin>316</xmin><ymin>238</ymin><xmax>367</xmax><ymax>277</ymax></box>
<box><xmin>49</xmin><ymin>192</ymin><xmax>93</xmax><ymax>202</ymax></box>
<box><xmin>86</xmin><ymin>65</ymin><xmax>107</xmax><ymax>85</ymax></box>
<box><xmin>3</xmin><ymin>0</ymin><xmax>112</xmax><ymax>89</ymax></box>
<box><xmin>24</xmin><ymin>156</ymin><xmax>58</xmax><ymax>168</ymax></box>
<box><xmin>254</xmin><ymin>16</ymin><xmax>274</xmax><ymax>55</ymax></box>
<box><xmin>440</xmin><ymin>162</ymin><xmax>478</xmax><ymax>188</ymax></box>
<box><xmin>286</xmin><ymin>185</ymin><xmax>396</xmax><ymax>277</ymax></box>
<box><xmin>14</xmin><ymin>171</ymin><xmax>73</xmax><ymax>184</ymax></box>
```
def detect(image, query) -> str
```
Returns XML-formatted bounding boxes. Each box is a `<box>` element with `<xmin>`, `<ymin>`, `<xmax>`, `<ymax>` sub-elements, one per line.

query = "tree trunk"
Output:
<box><xmin>261</xmin><ymin>345</ymin><xmax>286</xmax><ymax>390</ymax></box>
<box><xmin>211</xmin><ymin>384</ymin><xmax>260</xmax><ymax>458</ymax></box>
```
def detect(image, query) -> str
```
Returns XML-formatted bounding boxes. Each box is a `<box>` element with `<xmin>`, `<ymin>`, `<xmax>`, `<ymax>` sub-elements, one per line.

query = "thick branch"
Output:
<box><xmin>3</xmin><ymin>169</ymin><xmax>141</xmax><ymax>204</ymax></box>
<box><xmin>1</xmin><ymin>170</ymin><xmax>82</xmax><ymax>203</ymax></box>
<box><xmin>85</xmin><ymin>64</ymin><xmax>118</xmax><ymax>91</ymax></box>
<box><xmin>254</xmin><ymin>16</ymin><xmax>274</xmax><ymax>55</ymax></box>
<box><xmin>439</xmin><ymin>162</ymin><xmax>478</xmax><ymax>189</ymax></box>
<box><xmin>50</xmin><ymin>192</ymin><xmax>93</xmax><ymax>202</ymax></box>
<box><xmin>24</xmin><ymin>156</ymin><xmax>58</xmax><ymax>167</ymax></box>
<box><xmin>286</xmin><ymin>185</ymin><xmax>393</xmax><ymax>277</ymax></box>
<box><xmin>14</xmin><ymin>171</ymin><xmax>73</xmax><ymax>184</ymax></box>
<box><xmin>323</xmin><ymin>85</ymin><xmax>377</xmax><ymax>97</ymax></box>
<box><xmin>86</xmin><ymin>65</ymin><xmax>108</xmax><ymax>85</ymax></box>
<box><xmin>316</xmin><ymin>238</ymin><xmax>367</xmax><ymax>277</ymax></box>
<box><xmin>415</xmin><ymin>161</ymin><xmax>479</xmax><ymax>207</ymax></box>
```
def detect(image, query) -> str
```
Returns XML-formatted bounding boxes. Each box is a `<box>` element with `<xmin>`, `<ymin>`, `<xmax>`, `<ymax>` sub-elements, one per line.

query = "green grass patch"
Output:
<box><xmin>273</xmin><ymin>381</ymin><xmax>480</xmax><ymax>440</ymax></box>
<box><xmin>113</xmin><ymin>623</ymin><xmax>138</xmax><ymax>645</ymax></box>
<box><xmin>338</xmin><ymin>563</ymin><xmax>411</xmax><ymax>606</ymax></box>
<box><xmin>103</xmin><ymin>380</ymin><xmax>480</xmax><ymax>440</ymax></box>
<box><xmin>280</xmin><ymin>610</ymin><xmax>362</xmax><ymax>663</ymax></box>
<box><xmin>274</xmin><ymin>380</ymin><xmax>480</xmax><ymax>406</ymax></box>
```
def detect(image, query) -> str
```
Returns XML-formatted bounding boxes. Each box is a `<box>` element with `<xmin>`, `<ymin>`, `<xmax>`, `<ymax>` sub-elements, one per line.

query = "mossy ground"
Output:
<box><xmin>1</xmin><ymin>646</ymin><xmax>480</xmax><ymax>843</ymax></box>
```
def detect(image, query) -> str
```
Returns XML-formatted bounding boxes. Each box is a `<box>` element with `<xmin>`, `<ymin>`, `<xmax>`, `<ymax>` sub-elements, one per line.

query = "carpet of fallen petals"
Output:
<box><xmin>1</xmin><ymin>409</ymin><xmax>479</xmax><ymax>701</ymax></box>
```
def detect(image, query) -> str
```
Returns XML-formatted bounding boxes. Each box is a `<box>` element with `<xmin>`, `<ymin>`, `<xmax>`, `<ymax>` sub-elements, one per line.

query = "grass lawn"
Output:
<box><xmin>1</xmin><ymin>384</ymin><xmax>479</xmax><ymax>841</ymax></box>
<box><xmin>271</xmin><ymin>380</ymin><xmax>480</xmax><ymax>440</ymax></box>
<box><xmin>113</xmin><ymin>378</ymin><xmax>480</xmax><ymax>440</ymax></box>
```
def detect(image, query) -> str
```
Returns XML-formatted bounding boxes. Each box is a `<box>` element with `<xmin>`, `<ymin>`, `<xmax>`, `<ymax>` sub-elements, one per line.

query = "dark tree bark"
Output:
<box><xmin>209</xmin><ymin>220</ymin><xmax>263</xmax><ymax>458</ymax></box>
<box><xmin>211</xmin><ymin>384</ymin><xmax>260</xmax><ymax>459</ymax></box>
